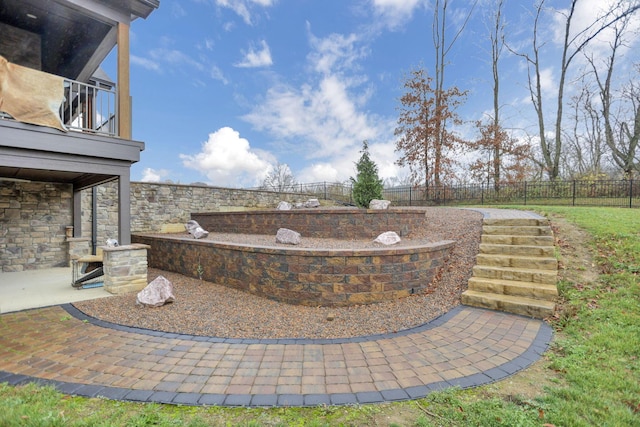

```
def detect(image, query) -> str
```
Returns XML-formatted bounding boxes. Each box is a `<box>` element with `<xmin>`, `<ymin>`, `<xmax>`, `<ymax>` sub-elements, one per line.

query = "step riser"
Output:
<box><xmin>479</xmin><ymin>244</ymin><xmax>555</xmax><ymax>257</ymax></box>
<box><xmin>461</xmin><ymin>293</ymin><xmax>555</xmax><ymax>318</ymax></box>
<box><xmin>483</xmin><ymin>218</ymin><xmax>548</xmax><ymax>227</ymax></box>
<box><xmin>476</xmin><ymin>254</ymin><xmax>558</xmax><ymax>270</ymax></box>
<box><xmin>472</xmin><ymin>265</ymin><xmax>557</xmax><ymax>285</ymax></box>
<box><xmin>467</xmin><ymin>278</ymin><xmax>558</xmax><ymax>301</ymax></box>
<box><xmin>483</xmin><ymin>226</ymin><xmax>553</xmax><ymax>236</ymax></box>
<box><xmin>481</xmin><ymin>235</ymin><xmax>554</xmax><ymax>246</ymax></box>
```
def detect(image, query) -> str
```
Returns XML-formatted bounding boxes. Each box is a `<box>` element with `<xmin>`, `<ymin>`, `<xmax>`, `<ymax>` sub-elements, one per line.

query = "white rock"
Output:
<box><xmin>185</xmin><ymin>220</ymin><xmax>209</xmax><ymax>239</ymax></box>
<box><xmin>304</xmin><ymin>198</ymin><xmax>320</xmax><ymax>208</ymax></box>
<box><xmin>369</xmin><ymin>199</ymin><xmax>391</xmax><ymax>210</ymax></box>
<box><xmin>105</xmin><ymin>238</ymin><xmax>119</xmax><ymax>247</ymax></box>
<box><xmin>374</xmin><ymin>231</ymin><xmax>401</xmax><ymax>245</ymax></box>
<box><xmin>276</xmin><ymin>228</ymin><xmax>301</xmax><ymax>245</ymax></box>
<box><xmin>276</xmin><ymin>201</ymin><xmax>292</xmax><ymax>210</ymax></box>
<box><xmin>136</xmin><ymin>275</ymin><xmax>176</xmax><ymax>307</ymax></box>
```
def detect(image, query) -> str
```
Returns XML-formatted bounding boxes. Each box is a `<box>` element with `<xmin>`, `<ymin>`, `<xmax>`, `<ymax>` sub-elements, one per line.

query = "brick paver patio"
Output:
<box><xmin>0</xmin><ymin>209</ymin><xmax>553</xmax><ymax>407</ymax></box>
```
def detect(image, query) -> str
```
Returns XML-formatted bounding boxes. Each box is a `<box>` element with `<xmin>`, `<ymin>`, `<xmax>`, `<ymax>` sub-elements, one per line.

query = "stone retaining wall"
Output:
<box><xmin>192</xmin><ymin>209</ymin><xmax>426</xmax><ymax>239</ymax></box>
<box><xmin>132</xmin><ymin>233</ymin><xmax>454</xmax><ymax>306</ymax></box>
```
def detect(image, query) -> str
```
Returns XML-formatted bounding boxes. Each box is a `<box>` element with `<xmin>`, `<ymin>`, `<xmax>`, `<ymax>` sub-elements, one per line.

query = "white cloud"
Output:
<box><xmin>140</xmin><ymin>167</ymin><xmax>168</xmax><ymax>182</ymax></box>
<box><xmin>179</xmin><ymin>127</ymin><xmax>274</xmax><ymax>187</ymax></box>
<box><xmin>539</xmin><ymin>67</ymin><xmax>557</xmax><ymax>95</ymax></box>
<box><xmin>307</xmin><ymin>27</ymin><xmax>366</xmax><ymax>74</ymax></box>
<box><xmin>241</xmin><ymin>26</ymin><xmax>396</xmax><ymax>183</ymax></box>
<box><xmin>171</xmin><ymin>3</ymin><xmax>187</xmax><ymax>18</ymax></box>
<box><xmin>298</xmin><ymin>163</ymin><xmax>341</xmax><ymax>183</ymax></box>
<box><xmin>243</xmin><ymin>75</ymin><xmax>381</xmax><ymax>158</ymax></box>
<box><xmin>235</xmin><ymin>40</ymin><xmax>273</xmax><ymax>68</ymax></box>
<box><xmin>149</xmin><ymin>48</ymin><xmax>204</xmax><ymax>71</ymax></box>
<box><xmin>131</xmin><ymin>55</ymin><xmax>160</xmax><ymax>71</ymax></box>
<box><xmin>296</xmin><ymin>140</ymin><xmax>402</xmax><ymax>183</ymax></box>
<box><xmin>210</xmin><ymin>65</ymin><xmax>229</xmax><ymax>84</ymax></box>
<box><xmin>215</xmin><ymin>0</ymin><xmax>276</xmax><ymax>25</ymax></box>
<box><xmin>371</xmin><ymin>0</ymin><xmax>422</xmax><ymax>30</ymax></box>
<box><xmin>551</xmin><ymin>0</ymin><xmax>640</xmax><ymax>58</ymax></box>
<box><xmin>369</xmin><ymin>141</ymin><xmax>402</xmax><ymax>180</ymax></box>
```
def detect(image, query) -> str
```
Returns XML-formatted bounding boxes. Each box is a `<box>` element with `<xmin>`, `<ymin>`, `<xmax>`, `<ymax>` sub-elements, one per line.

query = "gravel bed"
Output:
<box><xmin>73</xmin><ymin>208</ymin><xmax>483</xmax><ymax>339</ymax></box>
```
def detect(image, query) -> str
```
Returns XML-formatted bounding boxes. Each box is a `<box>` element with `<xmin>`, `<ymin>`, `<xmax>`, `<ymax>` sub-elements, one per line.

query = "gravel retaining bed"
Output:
<box><xmin>73</xmin><ymin>208</ymin><xmax>482</xmax><ymax>339</ymax></box>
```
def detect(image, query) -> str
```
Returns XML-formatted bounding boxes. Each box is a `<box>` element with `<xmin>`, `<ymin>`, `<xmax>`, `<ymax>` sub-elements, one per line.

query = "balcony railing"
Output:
<box><xmin>61</xmin><ymin>78</ymin><xmax>117</xmax><ymax>136</ymax></box>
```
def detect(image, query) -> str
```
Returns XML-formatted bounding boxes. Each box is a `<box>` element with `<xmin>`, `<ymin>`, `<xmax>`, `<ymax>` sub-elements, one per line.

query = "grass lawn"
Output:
<box><xmin>1</xmin><ymin>206</ymin><xmax>638</xmax><ymax>426</ymax></box>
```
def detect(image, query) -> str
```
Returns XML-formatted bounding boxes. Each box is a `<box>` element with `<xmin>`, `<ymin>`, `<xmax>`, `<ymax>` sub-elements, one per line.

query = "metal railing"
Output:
<box><xmin>61</xmin><ymin>78</ymin><xmax>117</xmax><ymax>136</ymax></box>
<box><xmin>280</xmin><ymin>180</ymin><xmax>639</xmax><ymax>208</ymax></box>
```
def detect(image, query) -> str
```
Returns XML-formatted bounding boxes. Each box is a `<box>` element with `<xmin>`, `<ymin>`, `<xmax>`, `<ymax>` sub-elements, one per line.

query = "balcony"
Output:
<box><xmin>1</xmin><ymin>76</ymin><xmax>117</xmax><ymax>137</ymax></box>
<box><xmin>63</xmin><ymin>77</ymin><xmax>118</xmax><ymax>137</ymax></box>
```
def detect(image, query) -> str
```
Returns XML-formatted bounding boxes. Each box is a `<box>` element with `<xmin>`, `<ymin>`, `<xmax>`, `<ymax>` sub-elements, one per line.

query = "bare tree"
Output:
<box><xmin>511</xmin><ymin>0</ymin><xmax>640</xmax><ymax>180</ymax></box>
<box><xmin>261</xmin><ymin>162</ymin><xmax>297</xmax><ymax>192</ymax></box>
<box><xmin>488</xmin><ymin>0</ymin><xmax>505</xmax><ymax>188</ymax></box>
<box><xmin>587</xmin><ymin>12</ymin><xmax>640</xmax><ymax>179</ymax></box>
<box><xmin>431</xmin><ymin>0</ymin><xmax>476</xmax><ymax>186</ymax></box>
<box><xmin>563</xmin><ymin>81</ymin><xmax>607</xmax><ymax>178</ymax></box>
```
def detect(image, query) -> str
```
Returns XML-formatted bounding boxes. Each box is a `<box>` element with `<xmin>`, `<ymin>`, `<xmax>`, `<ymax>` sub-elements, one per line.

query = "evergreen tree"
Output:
<box><xmin>350</xmin><ymin>141</ymin><xmax>383</xmax><ymax>208</ymax></box>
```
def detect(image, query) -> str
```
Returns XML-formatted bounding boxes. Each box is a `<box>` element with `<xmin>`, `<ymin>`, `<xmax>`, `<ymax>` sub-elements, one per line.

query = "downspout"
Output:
<box><xmin>92</xmin><ymin>186</ymin><xmax>98</xmax><ymax>255</ymax></box>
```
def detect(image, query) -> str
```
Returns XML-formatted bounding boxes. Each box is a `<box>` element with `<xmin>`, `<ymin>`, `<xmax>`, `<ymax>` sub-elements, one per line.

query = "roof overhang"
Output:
<box><xmin>0</xmin><ymin>0</ymin><xmax>159</xmax><ymax>81</ymax></box>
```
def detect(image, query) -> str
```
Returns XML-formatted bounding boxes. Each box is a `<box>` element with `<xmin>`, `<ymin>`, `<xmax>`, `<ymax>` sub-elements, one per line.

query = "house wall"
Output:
<box><xmin>0</xmin><ymin>182</ymin><xmax>72</xmax><ymax>271</ymax></box>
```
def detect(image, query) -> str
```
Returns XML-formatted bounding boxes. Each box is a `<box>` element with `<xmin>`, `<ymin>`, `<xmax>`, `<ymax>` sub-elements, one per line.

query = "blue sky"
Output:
<box><xmin>102</xmin><ymin>0</ymin><xmax>639</xmax><ymax>187</ymax></box>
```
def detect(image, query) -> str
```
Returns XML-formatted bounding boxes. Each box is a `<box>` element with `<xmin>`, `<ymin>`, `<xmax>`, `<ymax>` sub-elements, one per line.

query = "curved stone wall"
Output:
<box><xmin>132</xmin><ymin>233</ymin><xmax>455</xmax><ymax>306</ymax></box>
<box><xmin>191</xmin><ymin>208</ymin><xmax>429</xmax><ymax>239</ymax></box>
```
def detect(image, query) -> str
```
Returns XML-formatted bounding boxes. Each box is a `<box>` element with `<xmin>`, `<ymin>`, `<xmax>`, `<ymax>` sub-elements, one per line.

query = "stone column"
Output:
<box><xmin>102</xmin><ymin>243</ymin><xmax>149</xmax><ymax>294</ymax></box>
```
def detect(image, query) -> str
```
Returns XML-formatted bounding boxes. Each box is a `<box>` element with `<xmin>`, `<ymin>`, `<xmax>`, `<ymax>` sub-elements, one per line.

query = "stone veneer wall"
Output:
<box><xmin>0</xmin><ymin>182</ymin><xmax>72</xmax><ymax>271</ymax></box>
<box><xmin>133</xmin><ymin>233</ymin><xmax>455</xmax><ymax>306</ymax></box>
<box><xmin>1</xmin><ymin>180</ymin><xmax>307</xmax><ymax>272</ymax></box>
<box><xmin>82</xmin><ymin>182</ymin><xmax>312</xmax><ymax>245</ymax></box>
<box><xmin>192</xmin><ymin>209</ymin><xmax>427</xmax><ymax>239</ymax></box>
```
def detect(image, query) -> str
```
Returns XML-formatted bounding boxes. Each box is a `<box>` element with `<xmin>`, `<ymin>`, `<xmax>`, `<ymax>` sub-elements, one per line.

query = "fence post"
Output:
<box><xmin>572</xmin><ymin>180</ymin><xmax>576</xmax><ymax>206</ymax></box>
<box><xmin>481</xmin><ymin>184</ymin><xmax>484</xmax><ymax>205</ymax></box>
<box><xmin>324</xmin><ymin>182</ymin><xmax>327</xmax><ymax>200</ymax></box>
<box><xmin>524</xmin><ymin>181</ymin><xmax>527</xmax><ymax>205</ymax></box>
<box><xmin>630</xmin><ymin>179</ymin><xmax>633</xmax><ymax>209</ymax></box>
<box><xmin>409</xmin><ymin>186</ymin><xmax>412</xmax><ymax>206</ymax></box>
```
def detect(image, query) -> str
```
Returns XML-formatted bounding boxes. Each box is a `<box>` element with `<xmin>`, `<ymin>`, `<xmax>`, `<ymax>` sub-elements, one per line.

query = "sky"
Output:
<box><xmin>101</xmin><ymin>0</ymin><xmax>640</xmax><ymax>188</ymax></box>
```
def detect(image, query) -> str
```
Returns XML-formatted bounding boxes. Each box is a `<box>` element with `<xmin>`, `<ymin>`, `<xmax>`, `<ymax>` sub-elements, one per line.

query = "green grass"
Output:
<box><xmin>1</xmin><ymin>206</ymin><xmax>639</xmax><ymax>426</ymax></box>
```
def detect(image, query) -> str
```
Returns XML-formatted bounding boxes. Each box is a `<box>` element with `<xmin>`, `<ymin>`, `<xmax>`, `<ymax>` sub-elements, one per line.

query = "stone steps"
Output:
<box><xmin>461</xmin><ymin>217</ymin><xmax>558</xmax><ymax>319</ymax></box>
<box><xmin>479</xmin><ymin>243</ymin><xmax>555</xmax><ymax>257</ymax></box>
<box><xmin>475</xmin><ymin>253</ymin><xmax>558</xmax><ymax>270</ymax></box>
<box><xmin>467</xmin><ymin>277</ymin><xmax>558</xmax><ymax>301</ymax></box>
<box><xmin>461</xmin><ymin>290</ymin><xmax>556</xmax><ymax>319</ymax></box>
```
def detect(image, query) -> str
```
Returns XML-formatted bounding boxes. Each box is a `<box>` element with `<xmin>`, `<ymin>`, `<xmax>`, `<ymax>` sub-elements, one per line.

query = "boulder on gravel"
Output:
<box><xmin>185</xmin><ymin>220</ymin><xmax>209</xmax><ymax>239</ymax></box>
<box><xmin>369</xmin><ymin>199</ymin><xmax>391</xmax><ymax>210</ymax></box>
<box><xmin>304</xmin><ymin>198</ymin><xmax>321</xmax><ymax>208</ymax></box>
<box><xmin>276</xmin><ymin>228</ymin><xmax>301</xmax><ymax>245</ymax></box>
<box><xmin>136</xmin><ymin>275</ymin><xmax>175</xmax><ymax>307</ymax></box>
<box><xmin>276</xmin><ymin>201</ymin><xmax>292</xmax><ymax>210</ymax></box>
<box><xmin>374</xmin><ymin>231</ymin><xmax>401</xmax><ymax>245</ymax></box>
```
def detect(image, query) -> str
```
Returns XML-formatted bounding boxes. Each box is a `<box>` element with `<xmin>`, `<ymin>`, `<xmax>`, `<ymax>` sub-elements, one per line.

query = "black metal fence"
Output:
<box><xmin>291</xmin><ymin>180</ymin><xmax>639</xmax><ymax>208</ymax></box>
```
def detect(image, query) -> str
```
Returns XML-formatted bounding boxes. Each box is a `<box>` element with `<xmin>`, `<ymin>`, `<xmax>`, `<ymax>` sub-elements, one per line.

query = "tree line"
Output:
<box><xmin>396</xmin><ymin>0</ymin><xmax>640</xmax><ymax>189</ymax></box>
<box><xmin>261</xmin><ymin>0</ymin><xmax>639</xmax><ymax>195</ymax></box>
